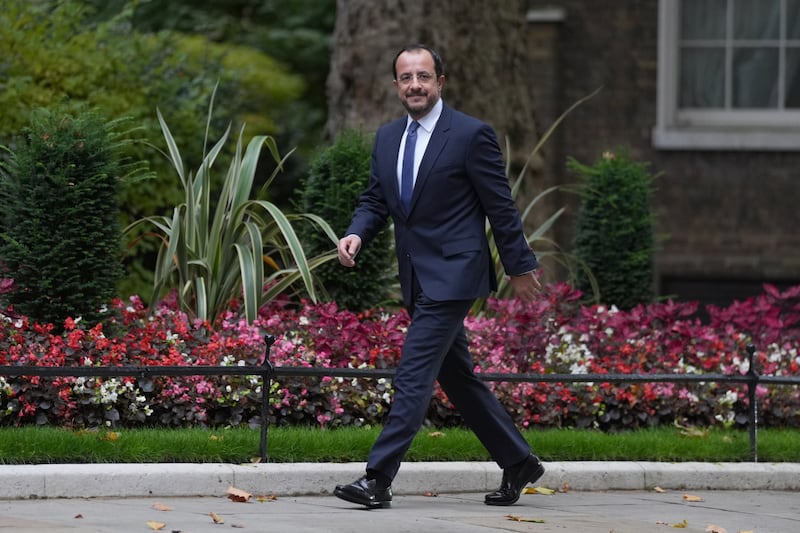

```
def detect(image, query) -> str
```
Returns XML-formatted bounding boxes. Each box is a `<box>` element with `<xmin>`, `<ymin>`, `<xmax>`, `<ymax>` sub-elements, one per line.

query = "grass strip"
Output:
<box><xmin>0</xmin><ymin>426</ymin><xmax>796</xmax><ymax>464</ymax></box>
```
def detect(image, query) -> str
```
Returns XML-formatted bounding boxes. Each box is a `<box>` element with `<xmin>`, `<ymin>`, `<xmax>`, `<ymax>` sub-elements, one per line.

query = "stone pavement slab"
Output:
<box><xmin>0</xmin><ymin>489</ymin><xmax>798</xmax><ymax>533</ymax></box>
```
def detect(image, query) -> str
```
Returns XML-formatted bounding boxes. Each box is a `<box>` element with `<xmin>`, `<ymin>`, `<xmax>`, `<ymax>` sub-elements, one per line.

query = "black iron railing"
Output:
<box><xmin>2</xmin><ymin>338</ymin><xmax>798</xmax><ymax>462</ymax></box>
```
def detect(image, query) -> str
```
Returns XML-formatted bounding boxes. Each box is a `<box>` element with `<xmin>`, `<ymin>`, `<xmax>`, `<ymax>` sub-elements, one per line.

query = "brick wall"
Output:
<box><xmin>527</xmin><ymin>0</ymin><xmax>800</xmax><ymax>305</ymax></box>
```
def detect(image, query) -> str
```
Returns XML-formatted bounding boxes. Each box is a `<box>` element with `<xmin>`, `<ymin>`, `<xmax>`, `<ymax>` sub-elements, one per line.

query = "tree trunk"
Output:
<box><xmin>326</xmin><ymin>0</ymin><xmax>540</xmax><ymax>164</ymax></box>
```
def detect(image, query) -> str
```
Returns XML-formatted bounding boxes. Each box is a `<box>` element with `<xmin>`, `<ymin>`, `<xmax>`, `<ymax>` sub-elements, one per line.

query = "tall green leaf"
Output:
<box><xmin>126</xmin><ymin>92</ymin><xmax>338</xmax><ymax>324</ymax></box>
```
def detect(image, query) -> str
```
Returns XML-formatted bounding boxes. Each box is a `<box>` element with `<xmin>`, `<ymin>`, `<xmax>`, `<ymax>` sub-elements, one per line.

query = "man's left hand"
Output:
<box><xmin>508</xmin><ymin>271</ymin><xmax>542</xmax><ymax>302</ymax></box>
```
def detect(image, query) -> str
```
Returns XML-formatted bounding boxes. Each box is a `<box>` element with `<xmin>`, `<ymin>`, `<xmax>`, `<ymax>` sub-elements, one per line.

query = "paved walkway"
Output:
<box><xmin>0</xmin><ymin>462</ymin><xmax>797</xmax><ymax>532</ymax></box>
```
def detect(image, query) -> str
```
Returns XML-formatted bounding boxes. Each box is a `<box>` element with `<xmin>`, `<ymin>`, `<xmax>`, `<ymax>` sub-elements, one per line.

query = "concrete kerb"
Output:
<box><xmin>0</xmin><ymin>461</ymin><xmax>798</xmax><ymax>500</ymax></box>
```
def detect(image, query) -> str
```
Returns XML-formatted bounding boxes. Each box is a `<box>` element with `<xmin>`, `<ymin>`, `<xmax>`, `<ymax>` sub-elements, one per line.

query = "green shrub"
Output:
<box><xmin>568</xmin><ymin>150</ymin><xmax>657</xmax><ymax>309</ymax></box>
<box><xmin>0</xmin><ymin>108</ymin><xmax>124</xmax><ymax>328</ymax></box>
<box><xmin>0</xmin><ymin>0</ymin><xmax>305</xmax><ymax>299</ymax></box>
<box><xmin>296</xmin><ymin>129</ymin><xmax>396</xmax><ymax>311</ymax></box>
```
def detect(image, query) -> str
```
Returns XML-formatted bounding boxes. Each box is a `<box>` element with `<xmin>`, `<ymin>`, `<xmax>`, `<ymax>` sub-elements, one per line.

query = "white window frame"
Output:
<box><xmin>653</xmin><ymin>0</ymin><xmax>800</xmax><ymax>151</ymax></box>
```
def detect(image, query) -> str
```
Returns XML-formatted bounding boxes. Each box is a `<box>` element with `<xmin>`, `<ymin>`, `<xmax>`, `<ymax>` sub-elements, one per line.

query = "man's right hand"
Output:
<box><xmin>338</xmin><ymin>234</ymin><xmax>362</xmax><ymax>267</ymax></box>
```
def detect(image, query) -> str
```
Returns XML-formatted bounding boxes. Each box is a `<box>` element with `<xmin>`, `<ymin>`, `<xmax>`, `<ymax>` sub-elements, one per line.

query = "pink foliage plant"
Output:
<box><xmin>0</xmin><ymin>283</ymin><xmax>798</xmax><ymax>430</ymax></box>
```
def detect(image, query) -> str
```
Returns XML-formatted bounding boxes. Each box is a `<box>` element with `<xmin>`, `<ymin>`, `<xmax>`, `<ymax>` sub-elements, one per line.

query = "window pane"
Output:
<box><xmin>733</xmin><ymin>47</ymin><xmax>778</xmax><ymax>107</ymax></box>
<box><xmin>681</xmin><ymin>0</ymin><xmax>726</xmax><ymax>40</ymax></box>
<box><xmin>787</xmin><ymin>48</ymin><xmax>800</xmax><ymax>108</ymax></box>
<box><xmin>788</xmin><ymin>0</ymin><xmax>800</xmax><ymax>40</ymax></box>
<box><xmin>680</xmin><ymin>47</ymin><xmax>725</xmax><ymax>107</ymax></box>
<box><xmin>734</xmin><ymin>0</ymin><xmax>780</xmax><ymax>40</ymax></box>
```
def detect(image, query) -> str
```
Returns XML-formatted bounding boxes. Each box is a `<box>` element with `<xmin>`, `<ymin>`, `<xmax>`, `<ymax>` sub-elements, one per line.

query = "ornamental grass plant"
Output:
<box><xmin>126</xmin><ymin>87</ymin><xmax>339</xmax><ymax>325</ymax></box>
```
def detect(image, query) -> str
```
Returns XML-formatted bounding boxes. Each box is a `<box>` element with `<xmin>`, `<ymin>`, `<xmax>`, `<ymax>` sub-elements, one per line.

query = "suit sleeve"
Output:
<box><xmin>345</xmin><ymin>137</ymin><xmax>390</xmax><ymax>246</ymax></box>
<box><xmin>465</xmin><ymin>124</ymin><xmax>539</xmax><ymax>275</ymax></box>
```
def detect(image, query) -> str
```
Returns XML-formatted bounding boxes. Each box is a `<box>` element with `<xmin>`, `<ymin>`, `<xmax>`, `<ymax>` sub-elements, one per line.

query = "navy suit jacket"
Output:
<box><xmin>347</xmin><ymin>104</ymin><xmax>539</xmax><ymax>309</ymax></box>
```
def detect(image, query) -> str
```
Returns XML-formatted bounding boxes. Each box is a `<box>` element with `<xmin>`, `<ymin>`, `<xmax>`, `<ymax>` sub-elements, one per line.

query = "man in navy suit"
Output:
<box><xmin>334</xmin><ymin>44</ymin><xmax>544</xmax><ymax>509</ymax></box>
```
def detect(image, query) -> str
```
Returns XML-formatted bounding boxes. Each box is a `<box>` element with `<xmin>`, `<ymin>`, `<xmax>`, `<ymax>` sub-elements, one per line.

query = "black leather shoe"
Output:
<box><xmin>334</xmin><ymin>476</ymin><xmax>392</xmax><ymax>509</ymax></box>
<box><xmin>484</xmin><ymin>454</ymin><xmax>545</xmax><ymax>506</ymax></box>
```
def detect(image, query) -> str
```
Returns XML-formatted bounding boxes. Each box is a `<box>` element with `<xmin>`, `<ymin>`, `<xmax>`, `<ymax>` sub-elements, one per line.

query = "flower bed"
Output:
<box><xmin>0</xmin><ymin>283</ymin><xmax>798</xmax><ymax>430</ymax></box>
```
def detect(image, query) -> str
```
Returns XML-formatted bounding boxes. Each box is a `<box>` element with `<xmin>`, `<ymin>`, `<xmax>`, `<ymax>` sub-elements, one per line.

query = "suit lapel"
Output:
<box><xmin>409</xmin><ymin>106</ymin><xmax>452</xmax><ymax>213</ymax></box>
<box><xmin>384</xmin><ymin>119</ymin><xmax>407</xmax><ymax>208</ymax></box>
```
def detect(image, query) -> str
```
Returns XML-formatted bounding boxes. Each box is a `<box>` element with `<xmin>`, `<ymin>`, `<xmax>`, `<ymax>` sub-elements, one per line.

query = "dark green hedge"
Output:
<box><xmin>568</xmin><ymin>150</ymin><xmax>657</xmax><ymax>310</ymax></box>
<box><xmin>0</xmin><ymin>109</ymin><xmax>123</xmax><ymax>328</ymax></box>
<box><xmin>296</xmin><ymin>129</ymin><xmax>397</xmax><ymax>311</ymax></box>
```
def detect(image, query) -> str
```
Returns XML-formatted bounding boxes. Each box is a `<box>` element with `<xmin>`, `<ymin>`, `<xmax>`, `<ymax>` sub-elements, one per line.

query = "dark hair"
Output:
<box><xmin>392</xmin><ymin>44</ymin><xmax>444</xmax><ymax>79</ymax></box>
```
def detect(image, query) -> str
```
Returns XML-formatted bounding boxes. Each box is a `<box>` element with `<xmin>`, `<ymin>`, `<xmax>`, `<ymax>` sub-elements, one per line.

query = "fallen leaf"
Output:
<box><xmin>209</xmin><ymin>435</ymin><xmax>223</xmax><ymax>441</ymax></box>
<box><xmin>683</xmin><ymin>494</ymin><xmax>704</xmax><ymax>502</ymax></box>
<box><xmin>146</xmin><ymin>521</ymin><xmax>166</xmax><ymax>531</ymax></box>
<box><xmin>209</xmin><ymin>512</ymin><xmax>224</xmax><ymax>524</ymax></box>
<box><xmin>250</xmin><ymin>456</ymin><xmax>262</xmax><ymax>464</ymax></box>
<box><xmin>674</xmin><ymin>420</ymin><xmax>709</xmax><ymax>438</ymax></box>
<box><xmin>705</xmin><ymin>525</ymin><xmax>727</xmax><ymax>533</ymax></box>
<box><xmin>257</xmin><ymin>494</ymin><xmax>278</xmax><ymax>502</ymax></box>
<box><xmin>423</xmin><ymin>491</ymin><xmax>438</xmax><ymax>497</ymax></box>
<box><xmin>74</xmin><ymin>514</ymin><xmax>83</xmax><ymax>519</ymax></box>
<box><xmin>152</xmin><ymin>502</ymin><xmax>173</xmax><ymax>511</ymax></box>
<box><xmin>673</xmin><ymin>519</ymin><xmax>689</xmax><ymax>528</ymax></box>
<box><xmin>103</xmin><ymin>431</ymin><xmax>121</xmax><ymax>441</ymax></box>
<box><xmin>561</xmin><ymin>481</ymin><xmax>570</xmax><ymax>493</ymax></box>
<box><xmin>654</xmin><ymin>486</ymin><xmax>667</xmax><ymax>493</ymax></box>
<box><xmin>523</xmin><ymin>486</ymin><xmax>555</xmax><ymax>495</ymax></box>
<box><xmin>428</xmin><ymin>431</ymin><xmax>445</xmax><ymax>438</ymax></box>
<box><xmin>505</xmin><ymin>514</ymin><xmax>545</xmax><ymax>523</ymax></box>
<box><xmin>226</xmin><ymin>486</ymin><xmax>252</xmax><ymax>502</ymax></box>
<box><xmin>738</xmin><ymin>530</ymin><xmax>754</xmax><ymax>533</ymax></box>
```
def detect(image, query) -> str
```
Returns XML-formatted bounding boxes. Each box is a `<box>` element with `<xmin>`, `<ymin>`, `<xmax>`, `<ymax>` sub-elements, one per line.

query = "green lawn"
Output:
<box><xmin>1</xmin><ymin>426</ymin><xmax>796</xmax><ymax>464</ymax></box>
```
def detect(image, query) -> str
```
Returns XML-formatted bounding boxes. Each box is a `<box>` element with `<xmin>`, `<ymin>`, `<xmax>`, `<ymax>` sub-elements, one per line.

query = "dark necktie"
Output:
<box><xmin>400</xmin><ymin>121</ymin><xmax>419</xmax><ymax>212</ymax></box>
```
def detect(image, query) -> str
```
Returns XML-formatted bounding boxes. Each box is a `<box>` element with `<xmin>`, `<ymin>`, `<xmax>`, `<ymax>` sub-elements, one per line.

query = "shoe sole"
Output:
<box><xmin>334</xmin><ymin>488</ymin><xmax>392</xmax><ymax>509</ymax></box>
<box><xmin>484</xmin><ymin>463</ymin><xmax>546</xmax><ymax>506</ymax></box>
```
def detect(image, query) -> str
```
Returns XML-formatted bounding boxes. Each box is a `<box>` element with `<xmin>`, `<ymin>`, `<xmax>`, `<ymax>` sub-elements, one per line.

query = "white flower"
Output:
<box><xmin>570</xmin><ymin>362</ymin><xmax>588</xmax><ymax>374</ymax></box>
<box><xmin>767</xmin><ymin>343</ymin><xmax>783</xmax><ymax>363</ymax></box>
<box><xmin>721</xmin><ymin>390</ymin><xmax>738</xmax><ymax>405</ymax></box>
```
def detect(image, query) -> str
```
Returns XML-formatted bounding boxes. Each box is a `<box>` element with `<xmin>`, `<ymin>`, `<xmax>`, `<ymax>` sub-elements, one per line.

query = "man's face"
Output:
<box><xmin>393</xmin><ymin>49</ymin><xmax>444</xmax><ymax>119</ymax></box>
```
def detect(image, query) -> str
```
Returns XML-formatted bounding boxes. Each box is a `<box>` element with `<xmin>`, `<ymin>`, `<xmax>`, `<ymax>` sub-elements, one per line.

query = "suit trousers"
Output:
<box><xmin>366</xmin><ymin>276</ymin><xmax>531</xmax><ymax>482</ymax></box>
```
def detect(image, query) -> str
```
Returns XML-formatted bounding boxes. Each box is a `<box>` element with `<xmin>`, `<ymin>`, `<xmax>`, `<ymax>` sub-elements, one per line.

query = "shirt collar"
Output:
<box><xmin>408</xmin><ymin>98</ymin><xmax>443</xmax><ymax>133</ymax></box>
